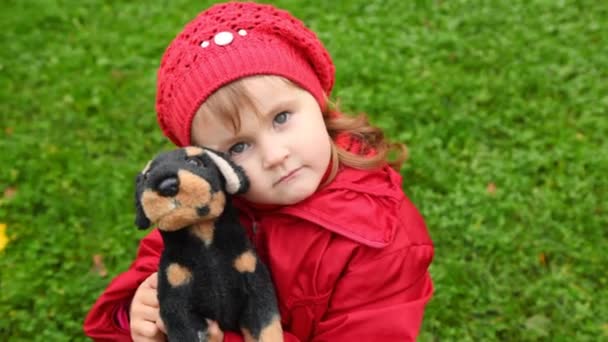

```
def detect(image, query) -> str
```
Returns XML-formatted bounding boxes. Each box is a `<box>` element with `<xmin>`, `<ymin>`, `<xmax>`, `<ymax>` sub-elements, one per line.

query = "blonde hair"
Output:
<box><xmin>195</xmin><ymin>76</ymin><xmax>408</xmax><ymax>184</ymax></box>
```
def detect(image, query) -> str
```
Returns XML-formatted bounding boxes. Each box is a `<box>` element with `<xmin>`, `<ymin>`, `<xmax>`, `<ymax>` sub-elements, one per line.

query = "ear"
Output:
<box><xmin>203</xmin><ymin>148</ymin><xmax>249</xmax><ymax>195</ymax></box>
<box><xmin>134</xmin><ymin>173</ymin><xmax>151</xmax><ymax>229</ymax></box>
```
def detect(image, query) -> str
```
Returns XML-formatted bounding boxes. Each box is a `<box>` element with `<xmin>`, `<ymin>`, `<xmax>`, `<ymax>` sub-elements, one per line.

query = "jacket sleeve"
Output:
<box><xmin>313</xmin><ymin>243</ymin><xmax>434</xmax><ymax>342</ymax></box>
<box><xmin>84</xmin><ymin>229</ymin><xmax>163</xmax><ymax>342</ymax></box>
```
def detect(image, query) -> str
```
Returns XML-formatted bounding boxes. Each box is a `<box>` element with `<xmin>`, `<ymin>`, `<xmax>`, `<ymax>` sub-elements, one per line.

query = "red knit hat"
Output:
<box><xmin>156</xmin><ymin>1</ymin><xmax>335</xmax><ymax>147</ymax></box>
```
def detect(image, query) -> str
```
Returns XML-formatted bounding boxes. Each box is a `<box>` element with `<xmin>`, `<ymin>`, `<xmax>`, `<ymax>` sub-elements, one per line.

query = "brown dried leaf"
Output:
<box><xmin>486</xmin><ymin>182</ymin><xmax>497</xmax><ymax>195</ymax></box>
<box><xmin>538</xmin><ymin>252</ymin><xmax>549</xmax><ymax>267</ymax></box>
<box><xmin>3</xmin><ymin>187</ymin><xmax>17</xmax><ymax>199</ymax></box>
<box><xmin>92</xmin><ymin>254</ymin><xmax>108</xmax><ymax>277</ymax></box>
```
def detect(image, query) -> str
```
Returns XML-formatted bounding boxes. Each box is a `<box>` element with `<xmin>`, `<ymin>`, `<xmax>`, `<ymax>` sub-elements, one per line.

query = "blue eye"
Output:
<box><xmin>274</xmin><ymin>111</ymin><xmax>290</xmax><ymax>124</ymax></box>
<box><xmin>229</xmin><ymin>142</ymin><xmax>248</xmax><ymax>155</ymax></box>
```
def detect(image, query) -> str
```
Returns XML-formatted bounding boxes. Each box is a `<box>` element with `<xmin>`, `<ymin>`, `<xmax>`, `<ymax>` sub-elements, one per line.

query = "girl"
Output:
<box><xmin>84</xmin><ymin>2</ymin><xmax>434</xmax><ymax>341</ymax></box>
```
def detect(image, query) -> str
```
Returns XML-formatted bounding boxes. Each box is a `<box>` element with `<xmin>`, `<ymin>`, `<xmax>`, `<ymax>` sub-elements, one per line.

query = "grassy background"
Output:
<box><xmin>1</xmin><ymin>0</ymin><xmax>606</xmax><ymax>340</ymax></box>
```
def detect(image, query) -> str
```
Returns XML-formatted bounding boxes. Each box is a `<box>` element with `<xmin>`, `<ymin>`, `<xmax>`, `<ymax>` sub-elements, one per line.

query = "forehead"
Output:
<box><xmin>192</xmin><ymin>112</ymin><xmax>240</xmax><ymax>149</ymax></box>
<box><xmin>242</xmin><ymin>76</ymin><xmax>296</xmax><ymax>104</ymax></box>
<box><xmin>191</xmin><ymin>76</ymin><xmax>301</xmax><ymax>145</ymax></box>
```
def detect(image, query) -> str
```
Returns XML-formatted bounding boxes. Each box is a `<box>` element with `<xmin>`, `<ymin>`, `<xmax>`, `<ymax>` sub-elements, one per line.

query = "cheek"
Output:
<box><xmin>236</xmin><ymin>162</ymin><xmax>278</xmax><ymax>204</ymax></box>
<box><xmin>305</xmin><ymin>126</ymin><xmax>331</xmax><ymax>163</ymax></box>
<box><xmin>234</xmin><ymin>159</ymin><xmax>256</xmax><ymax>181</ymax></box>
<box><xmin>315</xmin><ymin>139</ymin><xmax>332</xmax><ymax>171</ymax></box>
<box><xmin>234</xmin><ymin>159</ymin><xmax>265</xmax><ymax>193</ymax></box>
<box><xmin>240</xmin><ymin>181</ymin><xmax>273</xmax><ymax>204</ymax></box>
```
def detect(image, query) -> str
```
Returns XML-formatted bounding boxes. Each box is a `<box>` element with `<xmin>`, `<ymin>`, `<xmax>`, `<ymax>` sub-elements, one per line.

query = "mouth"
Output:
<box><xmin>274</xmin><ymin>167</ymin><xmax>302</xmax><ymax>186</ymax></box>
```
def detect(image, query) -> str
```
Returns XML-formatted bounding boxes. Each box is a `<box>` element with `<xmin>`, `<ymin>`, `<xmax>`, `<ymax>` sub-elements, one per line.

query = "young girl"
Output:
<box><xmin>84</xmin><ymin>2</ymin><xmax>434</xmax><ymax>341</ymax></box>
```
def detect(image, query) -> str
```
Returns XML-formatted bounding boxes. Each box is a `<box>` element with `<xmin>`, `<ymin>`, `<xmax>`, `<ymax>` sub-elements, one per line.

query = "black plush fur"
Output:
<box><xmin>134</xmin><ymin>147</ymin><xmax>281</xmax><ymax>342</ymax></box>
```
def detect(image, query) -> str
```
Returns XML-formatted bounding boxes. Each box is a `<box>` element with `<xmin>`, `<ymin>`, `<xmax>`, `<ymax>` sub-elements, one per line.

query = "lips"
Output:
<box><xmin>274</xmin><ymin>167</ymin><xmax>302</xmax><ymax>186</ymax></box>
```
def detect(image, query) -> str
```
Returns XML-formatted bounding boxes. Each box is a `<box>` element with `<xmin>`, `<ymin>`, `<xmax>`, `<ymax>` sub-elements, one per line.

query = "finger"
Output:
<box><xmin>133</xmin><ymin>334</ymin><xmax>166</xmax><ymax>342</ymax></box>
<box><xmin>136</xmin><ymin>282</ymin><xmax>159</xmax><ymax>306</ymax></box>
<box><xmin>139</xmin><ymin>289</ymin><xmax>160</xmax><ymax>308</ymax></box>
<box><xmin>130</xmin><ymin>301</ymin><xmax>160</xmax><ymax>325</ymax></box>
<box><xmin>146</xmin><ymin>272</ymin><xmax>159</xmax><ymax>289</ymax></box>
<box><xmin>135</xmin><ymin>304</ymin><xmax>162</xmax><ymax>323</ymax></box>
<box><xmin>156</xmin><ymin>316</ymin><xmax>167</xmax><ymax>334</ymax></box>
<box><xmin>206</xmin><ymin>319</ymin><xmax>224</xmax><ymax>342</ymax></box>
<box><xmin>132</xmin><ymin>320</ymin><xmax>164</xmax><ymax>341</ymax></box>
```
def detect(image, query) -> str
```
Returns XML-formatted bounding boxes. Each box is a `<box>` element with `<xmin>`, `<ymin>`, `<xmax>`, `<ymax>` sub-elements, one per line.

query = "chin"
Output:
<box><xmin>267</xmin><ymin>189</ymin><xmax>315</xmax><ymax>206</ymax></box>
<box><xmin>279</xmin><ymin>195</ymin><xmax>309</xmax><ymax>205</ymax></box>
<box><xmin>246</xmin><ymin>180</ymin><xmax>320</xmax><ymax>205</ymax></box>
<box><xmin>282</xmin><ymin>188</ymin><xmax>317</xmax><ymax>205</ymax></box>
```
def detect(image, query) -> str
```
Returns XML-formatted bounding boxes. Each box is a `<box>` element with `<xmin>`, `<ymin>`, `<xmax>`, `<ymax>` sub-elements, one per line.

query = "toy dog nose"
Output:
<box><xmin>157</xmin><ymin>177</ymin><xmax>179</xmax><ymax>197</ymax></box>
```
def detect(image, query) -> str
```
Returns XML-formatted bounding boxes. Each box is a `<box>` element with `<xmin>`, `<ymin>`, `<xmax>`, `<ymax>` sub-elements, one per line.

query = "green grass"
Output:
<box><xmin>1</xmin><ymin>0</ymin><xmax>606</xmax><ymax>340</ymax></box>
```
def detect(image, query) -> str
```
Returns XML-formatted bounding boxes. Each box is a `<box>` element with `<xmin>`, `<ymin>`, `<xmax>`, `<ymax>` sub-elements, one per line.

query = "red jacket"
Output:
<box><xmin>84</xmin><ymin>164</ymin><xmax>434</xmax><ymax>341</ymax></box>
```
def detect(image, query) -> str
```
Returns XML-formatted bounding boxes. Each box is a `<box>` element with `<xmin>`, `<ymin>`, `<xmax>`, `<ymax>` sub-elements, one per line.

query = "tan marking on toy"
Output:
<box><xmin>158</xmin><ymin>207</ymin><xmax>201</xmax><ymax>231</ymax></box>
<box><xmin>185</xmin><ymin>146</ymin><xmax>204</xmax><ymax>157</ymax></box>
<box><xmin>176</xmin><ymin>169</ymin><xmax>211</xmax><ymax>207</ymax></box>
<box><xmin>208</xmin><ymin>191</ymin><xmax>226</xmax><ymax>218</ymax></box>
<box><xmin>190</xmin><ymin>221</ymin><xmax>215</xmax><ymax>246</ymax></box>
<box><xmin>145</xmin><ymin>169</ymin><xmax>228</xmax><ymax>231</ymax></box>
<box><xmin>234</xmin><ymin>250</ymin><xmax>257</xmax><ymax>273</ymax></box>
<box><xmin>141</xmin><ymin>190</ymin><xmax>174</xmax><ymax>228</ymax></box>
<box><xmin>259</xmin><ymin>315</ymin><xmax>283</xmax><ymax>342</ymax></box>
<box><xmin>241</xmin><ymin>318</ymin><xmax>283</xmax><ymax>342</ymax></box>
<box><xmin>166</xmin><ymin>263</ymin><xmax>192</xmax><ymax>287</ymax></box>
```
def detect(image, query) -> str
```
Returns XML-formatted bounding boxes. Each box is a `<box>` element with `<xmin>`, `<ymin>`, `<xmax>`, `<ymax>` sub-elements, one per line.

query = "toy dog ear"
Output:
<box><xmin>134</xmin><ymin>173</ymin><xmax>151</xmax><ymax>229</ymax></box>
<box><xmin>204</xmin><ymin>148</ymin><xmax>249</xmax><ymax>195</ymax></box>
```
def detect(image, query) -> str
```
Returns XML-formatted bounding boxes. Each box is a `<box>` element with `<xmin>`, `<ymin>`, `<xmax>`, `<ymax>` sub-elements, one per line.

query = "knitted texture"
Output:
<box><xmin>156</xmin><ymin>1</ymin><xmax>335</xmax><ymax>146</ymax></box>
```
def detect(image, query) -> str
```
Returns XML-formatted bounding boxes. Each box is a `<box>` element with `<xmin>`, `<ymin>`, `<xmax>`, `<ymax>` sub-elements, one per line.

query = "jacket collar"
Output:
<box><xmin>235</xmin><ymin>165</ymin><xmax>404</xmax><ymax>248</ymax></box>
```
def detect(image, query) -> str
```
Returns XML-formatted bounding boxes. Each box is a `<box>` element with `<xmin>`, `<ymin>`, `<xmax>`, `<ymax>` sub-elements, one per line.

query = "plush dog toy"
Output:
<box><xmin>135</xmin><ymin>146</ymin><xmax>282</xmax><ymax>342</ymax></box>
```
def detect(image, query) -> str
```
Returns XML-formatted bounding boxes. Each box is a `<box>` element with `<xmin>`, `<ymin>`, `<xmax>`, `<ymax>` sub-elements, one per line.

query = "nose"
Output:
<box><xmin>157</xmin><ymin>176</ymin><xmax>179</xmax><ymax>197</ymax></box>
<box><xmin>261</xmin><ymin>138</ymin><xmax>289</xmax><ymax>169</ymax></box>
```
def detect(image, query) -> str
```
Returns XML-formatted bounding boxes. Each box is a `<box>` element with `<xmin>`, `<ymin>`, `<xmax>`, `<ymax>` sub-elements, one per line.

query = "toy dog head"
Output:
<box><xmin>134</xmin><ymin>146</ymin><xmax>249</xmax><ymax>231</ymax></box>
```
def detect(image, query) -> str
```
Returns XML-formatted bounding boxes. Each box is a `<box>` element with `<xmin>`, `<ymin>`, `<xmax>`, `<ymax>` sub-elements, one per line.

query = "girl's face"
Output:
<box><xmin>191</xmin><ymin>76</ymin><xmax>332</xmax><ymax>205</ymax></box>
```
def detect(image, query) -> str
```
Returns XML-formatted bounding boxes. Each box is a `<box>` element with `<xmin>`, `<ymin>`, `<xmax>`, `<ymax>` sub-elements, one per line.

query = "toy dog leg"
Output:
<box><xmin>238</xmin><ymin>269</ymin><xmax>283</xmax><ymax>342</ymax></box>
<box><xmin>160</xmin><ymin>288</ymin><xmax>211</xmax><ymax>342</ymax></box>
<box><xmin>239</xmin><ymin>299</ymin><xmax>283</xmax><ymax>342</ymax></box>
<box><xmin>161</xmin><ymin>306</ymin><xmax>210</xmax><ymax>342</ymax></box>
<box><xmin>240</xmin><ymin>314</ymin><xmax>282</xmax><ymax>342</ymax></box>
<box><xmin>158</xmin><ymin>264</ymin><xmax>210</xmax><ymax>342</ymax></box>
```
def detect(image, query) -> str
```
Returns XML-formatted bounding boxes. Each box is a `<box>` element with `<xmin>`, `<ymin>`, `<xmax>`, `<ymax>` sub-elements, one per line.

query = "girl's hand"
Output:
<box><xmin>130</xmin><ymin>273</ymin><xmax>223</xmax><ymax>341</ymax></box>
<box><xmin>206</xmin><ymin>319</ymin><xmax>224</xmax><ymax>342</ymax></box>
<box><xmin>130</xmin><ymin>272</ymin><xmax>167</xmax><ymax>342</ymax></box>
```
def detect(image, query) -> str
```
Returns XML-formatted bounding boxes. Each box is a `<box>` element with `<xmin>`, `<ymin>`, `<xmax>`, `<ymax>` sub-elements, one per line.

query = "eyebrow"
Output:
<box><xmin>261</xmin><ymin>98</ymin><xmax>298</xmax><ymax>119</ymax></box>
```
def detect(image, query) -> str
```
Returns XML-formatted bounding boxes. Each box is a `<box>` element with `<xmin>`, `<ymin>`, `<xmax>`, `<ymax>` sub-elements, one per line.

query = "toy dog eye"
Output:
<box><xmin>186</xmin><ymin>157</ymin><xmax>206</xmax><ymax>167</ymax></box>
